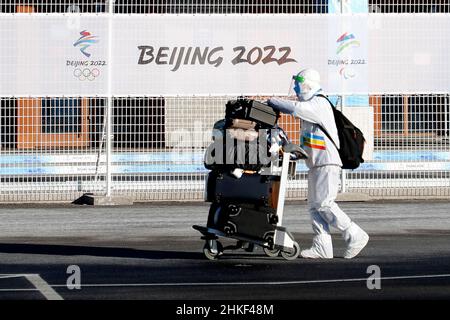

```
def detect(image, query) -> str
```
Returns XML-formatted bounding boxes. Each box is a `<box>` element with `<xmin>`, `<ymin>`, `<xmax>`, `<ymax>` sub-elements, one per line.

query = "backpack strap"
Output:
<box><xmin>314</xmin><ymin>94</ymin><xmax>340</xmax><ymax>151</ymax></box>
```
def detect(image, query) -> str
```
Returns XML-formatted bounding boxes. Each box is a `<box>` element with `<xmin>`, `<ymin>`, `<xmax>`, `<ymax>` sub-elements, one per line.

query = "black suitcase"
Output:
<box><xmin>207</xmin><ymin>202</ymin><xmax>277</xmax><ymax>240</ymax></box>
<box><xmin>225</xmin><ymin>99</ymin><xmax>279</xmax><ymax>128</ymax></box>
<box><xmin>206</xmin><ymin>171</ymin><xmax>280</xmax><ymax>207</ymax></box>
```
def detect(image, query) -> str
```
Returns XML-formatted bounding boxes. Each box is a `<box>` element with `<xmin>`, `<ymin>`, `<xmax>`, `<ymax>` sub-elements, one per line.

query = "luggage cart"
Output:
<box><xmin>193</xmin><ymin>143</ymin><xmax>306</xmax><ymax>261</ymax></box>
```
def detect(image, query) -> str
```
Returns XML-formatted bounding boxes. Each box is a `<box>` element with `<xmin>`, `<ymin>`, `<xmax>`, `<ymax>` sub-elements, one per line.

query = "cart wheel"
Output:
<box><xmin>203</xmin><ymin>240</ymin><xmax>223</xmax><ymax>260</ymax></box>
<box><xmin>263</xmin><ymin>246</ymin><xmax>281</xmax><ymax>257</ymax></box>
<box><xmin>263</xmin><ymin>233</ymin><xmax>280</xmax><ymax>257</ymax></box>
<box><xmin>281</xmin><ymin>242</ymin><xmax>300</xmax><ymax>261</ymax></box>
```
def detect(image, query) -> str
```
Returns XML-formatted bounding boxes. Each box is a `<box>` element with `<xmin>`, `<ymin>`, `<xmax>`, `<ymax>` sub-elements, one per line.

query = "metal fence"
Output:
<box><xmin>1</xmin><ymin>1</ymin><xmax>449</xmax><ymax>14</ymax></box>
<box><xmin>1</xmin><ymin>0</ymin><xmax>450</xmax><ymax>202</ymax></box>
<box><xmin>1</xmin><ymin>94</ymin><xmax>449</xmax><ymax>202</ymax></box>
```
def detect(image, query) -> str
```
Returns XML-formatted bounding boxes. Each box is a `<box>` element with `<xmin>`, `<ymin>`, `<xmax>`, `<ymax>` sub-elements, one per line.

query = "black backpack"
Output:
<box><xmin>316</xmin><ymin>94</ymin><xmax>365</xmax><ymax>170</ymax></box>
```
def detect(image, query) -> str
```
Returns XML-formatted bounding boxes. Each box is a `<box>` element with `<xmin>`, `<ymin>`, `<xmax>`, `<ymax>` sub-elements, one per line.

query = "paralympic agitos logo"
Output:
<box><xmin>137</xmin><ymin>45</ymin><xmax>297</xmax><ymax>71</ymax></box>
<box><xmin>328</xmin><ymin>32</ymin><xmax>366</xmax><ymax>80</ymax></box>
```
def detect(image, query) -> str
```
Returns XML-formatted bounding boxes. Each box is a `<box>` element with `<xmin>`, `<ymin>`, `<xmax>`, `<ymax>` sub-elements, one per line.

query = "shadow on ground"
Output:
<box><xmin>0</xmin><ymin>243</ymin><xmax>205</xmax><ymax>260</ymax></box>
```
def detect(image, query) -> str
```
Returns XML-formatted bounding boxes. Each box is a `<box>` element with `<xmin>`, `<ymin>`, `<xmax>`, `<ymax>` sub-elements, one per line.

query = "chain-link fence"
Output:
<box><xmin>1</xmin><ymin>0</ymin><xmax>449</xmax><ymax>202</ymax></box>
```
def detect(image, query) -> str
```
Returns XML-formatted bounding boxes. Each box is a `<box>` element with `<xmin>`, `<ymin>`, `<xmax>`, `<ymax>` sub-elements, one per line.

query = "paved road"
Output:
<box><xmin>0</xmin><ymin>201</ymin><xmax>449</xmax><ymax>301</ymax></box>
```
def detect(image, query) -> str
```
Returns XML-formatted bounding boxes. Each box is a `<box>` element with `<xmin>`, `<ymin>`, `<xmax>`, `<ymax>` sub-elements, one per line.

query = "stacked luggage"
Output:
<box><xmin>204</xmin><ymin>99</ymin><xmax>286</xmax><ymax>173</ymax></box>
<box><xmin>193</xmin><ymin>98</ymin><xmax>307</xmax><ymax>260</ymax></box>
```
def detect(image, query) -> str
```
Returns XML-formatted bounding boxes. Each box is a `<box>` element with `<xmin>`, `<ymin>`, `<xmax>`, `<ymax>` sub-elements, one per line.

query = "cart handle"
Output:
<box><xmin>282</xmin><ymin>143</ymin><xmax>308</xmax><ymax>161</ymax></box>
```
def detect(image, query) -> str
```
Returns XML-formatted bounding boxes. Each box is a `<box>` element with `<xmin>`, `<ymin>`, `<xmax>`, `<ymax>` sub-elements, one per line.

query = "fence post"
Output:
<box><xmin>106</xmin><ymin>0</ymin><xmax>114</xmax><ymax>197</ymax></box>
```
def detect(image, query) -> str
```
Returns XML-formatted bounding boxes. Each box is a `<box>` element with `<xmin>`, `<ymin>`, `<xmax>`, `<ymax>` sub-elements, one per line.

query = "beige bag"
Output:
<box><xmin>228</xmin><ymin>128</ymin><xmax>259</xmax><ymax>142</ymax></box>
<box><xmin>231</xmin><ymin>119</ymin><xmax>256</xmax><ymax>130</ymax></box>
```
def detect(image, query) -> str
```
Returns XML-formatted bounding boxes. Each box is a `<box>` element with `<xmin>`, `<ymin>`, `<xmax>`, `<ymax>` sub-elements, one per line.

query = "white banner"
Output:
<box><xmin>368</xmin><ymin>14</ymin><xmax>450</xmax><ymax>94</ymax></box>
<box><xmin>0</xmin><ymin>15</ymin><xmax>108</xmax><ymax>96</ymax></box>
<box><xmin>0</xmin><ymin>14</ymin><xmax>449</xmax><ymax>96</ymax></box>
<box><xmin>114</xmin><ymin>15</ymin><xmax>372</xmax><ymax>95</ymax></box>
<box><xmin>113</xmin><ymin>15</ymin><xmax>328</xmax><ymax>96</ymax></box>
<box><xmin>327</xmin><ymin>16</ymin><xmax>369</xmax><ymax>95</ymax></box>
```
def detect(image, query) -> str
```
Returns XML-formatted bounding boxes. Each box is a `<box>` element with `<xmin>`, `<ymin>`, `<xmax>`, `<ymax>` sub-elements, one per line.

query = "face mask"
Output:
<box><xmin>293</xmin><ymin>80</ymin><xmax>301</xmax><ymax>100</ymax></box>
<box><xmin>291</xmin><ymin>75</ymin><xmax>308</xmax><ymax>101</ymax></box>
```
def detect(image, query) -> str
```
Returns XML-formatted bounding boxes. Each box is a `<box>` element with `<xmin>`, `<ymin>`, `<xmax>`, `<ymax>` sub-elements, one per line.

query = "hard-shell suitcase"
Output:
<box><xmin>205</xmin><ymin>171</ymin><xmax>280</xmax><ymax>208</ymax></box>
<box><xmin>207</xmin><ymin>202</ymin><xmax>277</xmax><ymax>240</ymax></box>
<box><xmin>225</xmin><ymin>99</ymin><xmax>279</xmax><ymax>128</ymax></box>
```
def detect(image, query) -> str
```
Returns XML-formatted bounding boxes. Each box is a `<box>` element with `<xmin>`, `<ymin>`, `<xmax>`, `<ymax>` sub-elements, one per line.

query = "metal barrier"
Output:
<box><xmin>1</xmin><ymin>94</ymin><xmax>449</xmax><ymax>202</ymax></box>
<box><xmin>1</xmin><ymin>0</ymin><xmax>449</xmax><ymax>202</ymax></box>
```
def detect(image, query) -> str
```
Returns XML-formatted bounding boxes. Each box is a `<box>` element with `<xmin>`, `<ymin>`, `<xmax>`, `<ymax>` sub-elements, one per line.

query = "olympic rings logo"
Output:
<box><xmin>73</xmin><ymin>68</ymin><xmax>100</xmax><ymax>81</ymax></box>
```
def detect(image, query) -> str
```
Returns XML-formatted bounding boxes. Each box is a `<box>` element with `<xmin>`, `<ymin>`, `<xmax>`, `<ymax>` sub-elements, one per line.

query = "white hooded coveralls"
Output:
<box><xmin>268</xmin><ymin>95</ymin><xmax>353</xmax><ymax>258</ymax></box>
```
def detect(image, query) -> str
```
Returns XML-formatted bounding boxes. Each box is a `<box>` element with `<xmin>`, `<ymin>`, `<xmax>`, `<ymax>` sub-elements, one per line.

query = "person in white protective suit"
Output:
<box><xmin>267</xmin><ymin>68</ymin><xmax>369</xmax><ymax>259</ymax></box>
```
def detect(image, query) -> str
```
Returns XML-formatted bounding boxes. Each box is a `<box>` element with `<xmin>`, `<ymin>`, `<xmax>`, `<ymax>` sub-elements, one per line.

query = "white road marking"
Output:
<box><xmin>1</xmin><ymin>273</ymin><xmax>449</xmax><ymax>293</ymax></box>
<box><xmin>49</xmin><ymin>273</ymin><xmax>450</xmax><ymax>287</ymax></box>
<box><xmin>25</xmin><ymin>275</ymin><xmax>63</xmax><ymax>300</ymax></box>
<box><xmin>0</xmin><ymin>289</ymin><xmax>43</xmax><ymax>292</ymax></box>
<box><xmin>0</xmin><ymin>274</ymin><xmax>63</xmax><ymax>300</ymax></box>
<box><xmin>0</xmin><ymin>274</ymin><xmax>31</xmax><ymax>279</ymax></box>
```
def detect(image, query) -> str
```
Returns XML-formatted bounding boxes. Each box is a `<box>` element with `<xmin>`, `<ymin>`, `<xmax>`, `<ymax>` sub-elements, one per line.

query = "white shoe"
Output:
<box><xmin>300</xmin><ymin>234</ymin><xmax>333</xmax><ymax>259</ymax></box>
<box><xmin>343</xmin><ymin>223</ymin><xmax>369</xmax><ymax>259</ymax></box>
<box><xmin>301</xmin><ymin>248</ymin><xmax>333</xmax><ymax>259</ymax></box>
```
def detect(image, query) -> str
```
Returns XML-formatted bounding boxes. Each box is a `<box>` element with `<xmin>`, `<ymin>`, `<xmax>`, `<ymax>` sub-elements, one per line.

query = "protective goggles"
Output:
<box><xmin>292</xmin><ymin>75</ymin><xmax>305</xmax><ymax>83</ymax></box>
